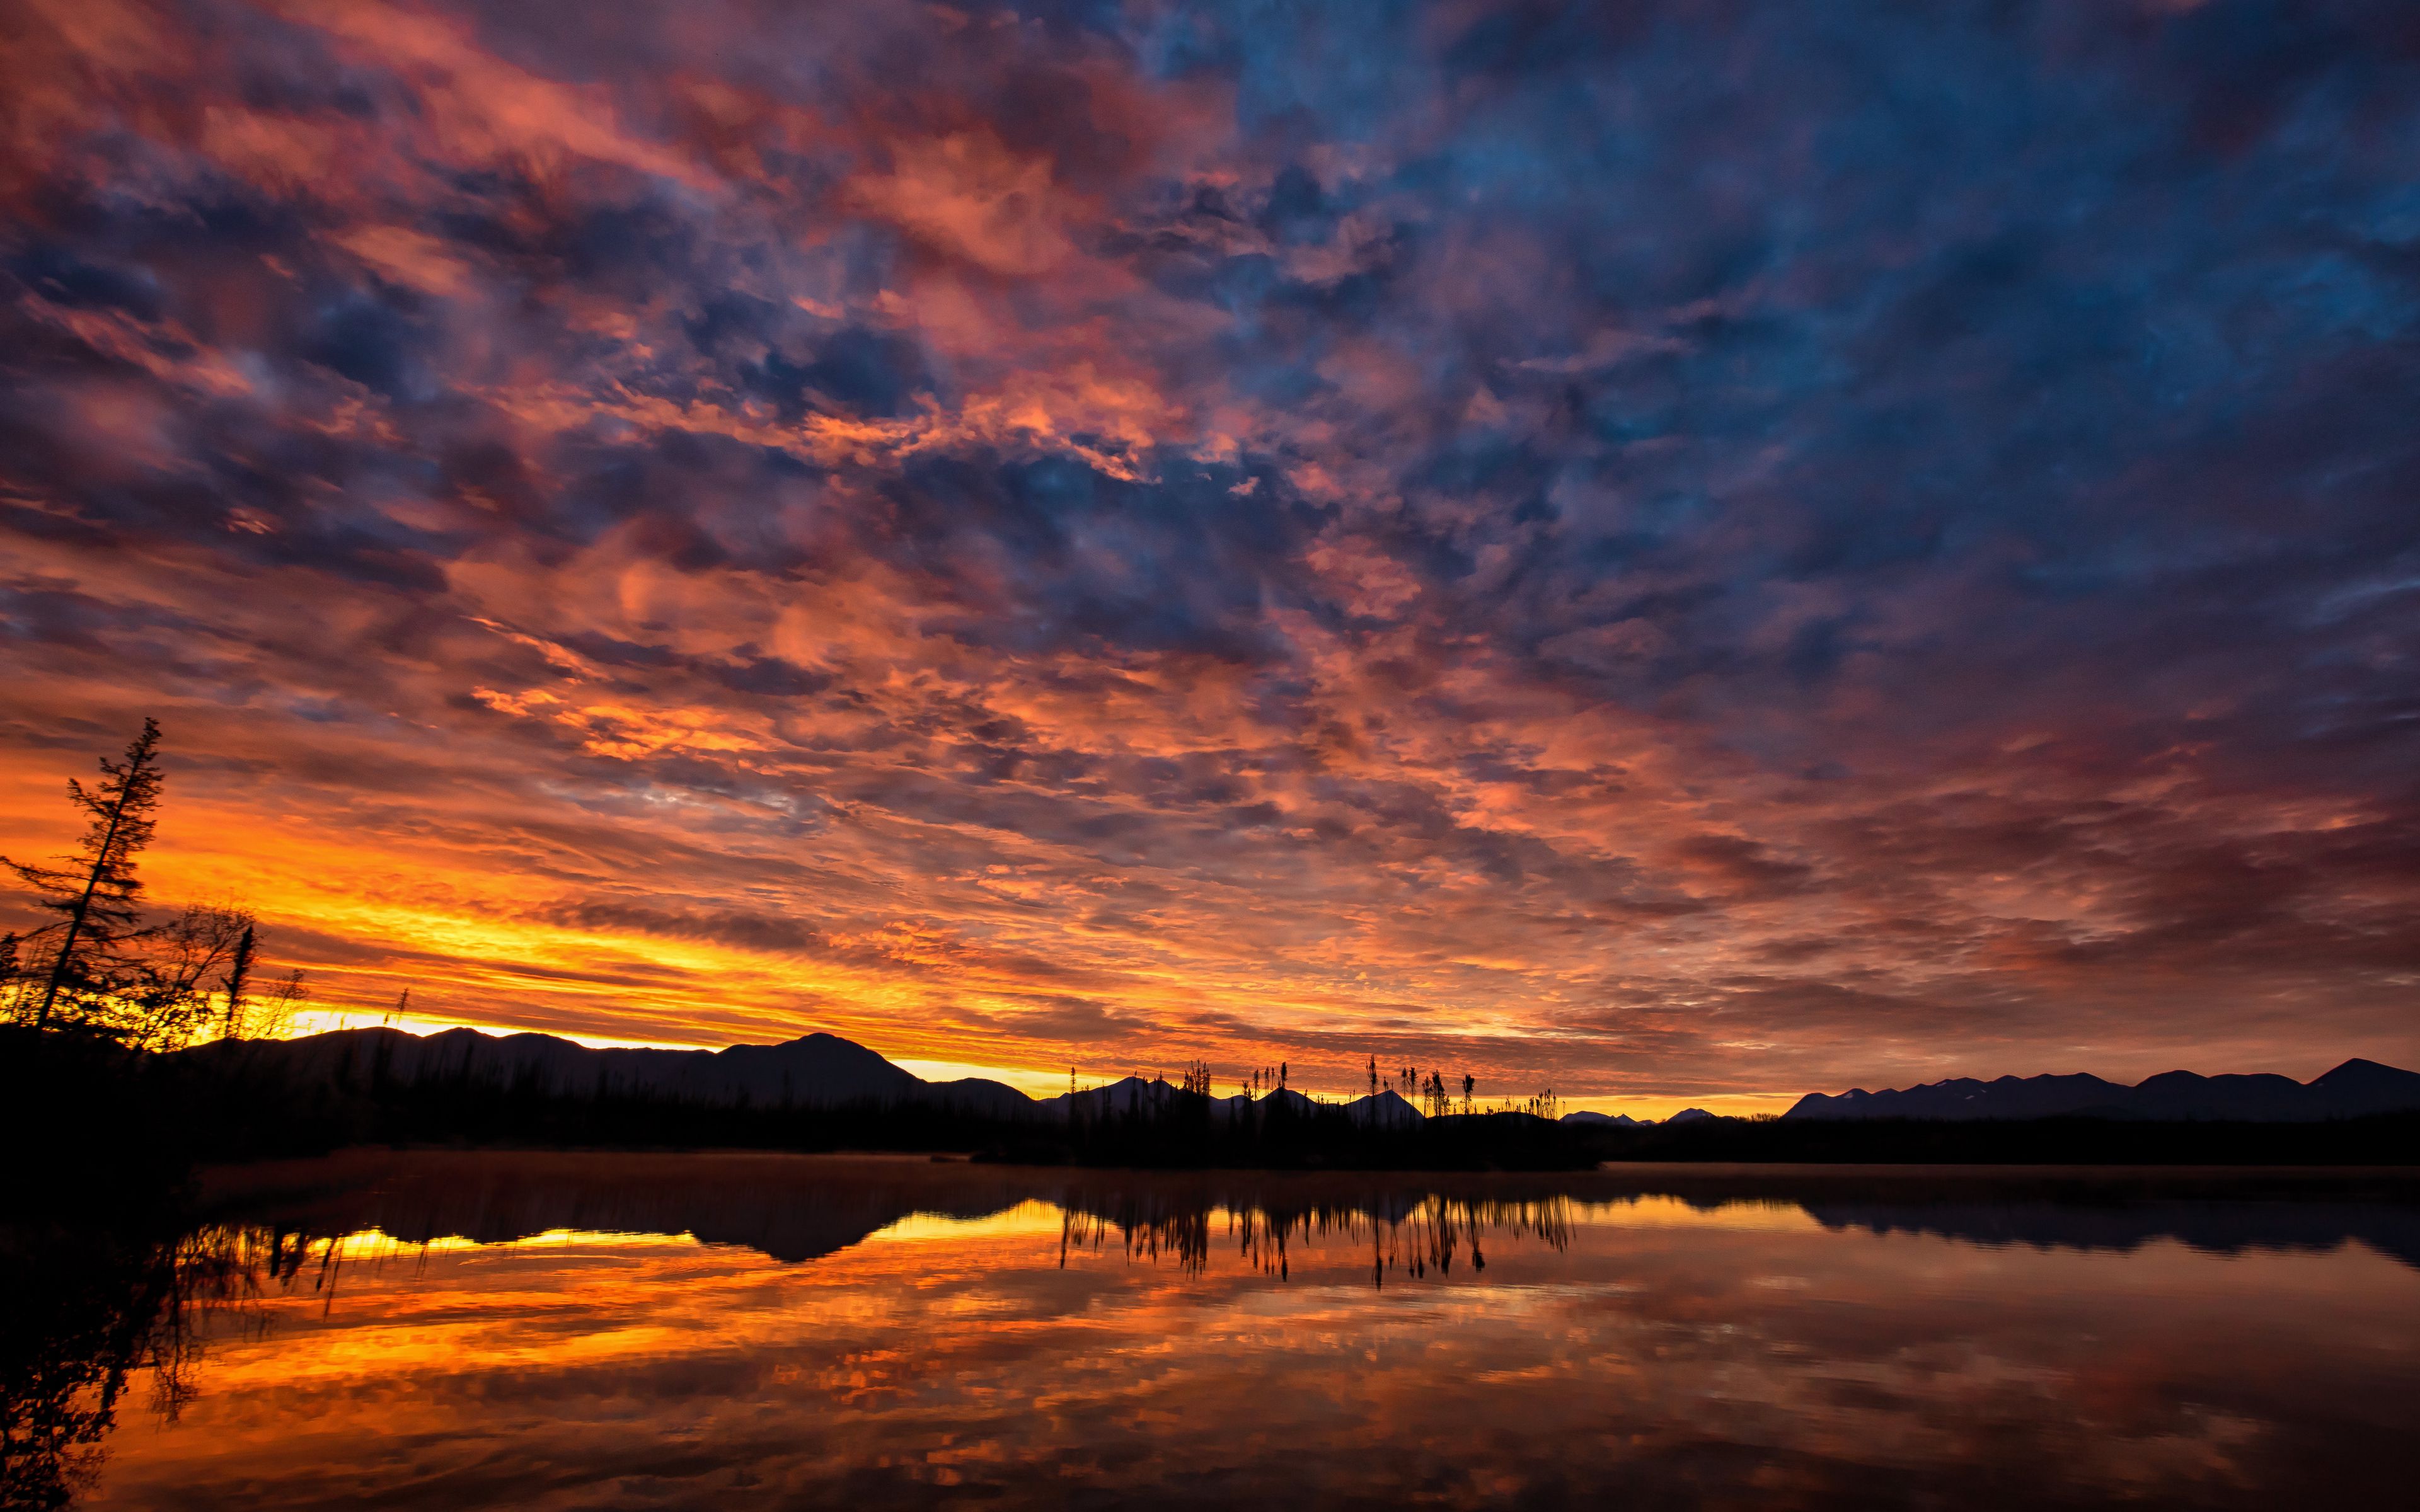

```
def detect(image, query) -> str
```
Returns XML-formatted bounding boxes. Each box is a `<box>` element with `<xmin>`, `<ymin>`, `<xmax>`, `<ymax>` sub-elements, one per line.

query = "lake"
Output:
<box><xmin>18</xmin><ymin>1152</ymin><xmax>2420</xmax><ymax>1509</ymax></box>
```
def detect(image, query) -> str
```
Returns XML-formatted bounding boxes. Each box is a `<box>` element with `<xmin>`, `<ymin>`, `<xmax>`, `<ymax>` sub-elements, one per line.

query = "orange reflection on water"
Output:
<box><xmin>73</xmin><ymin>1155</ymin><xmax>2420</xmax><ymax>1509</ymax></box>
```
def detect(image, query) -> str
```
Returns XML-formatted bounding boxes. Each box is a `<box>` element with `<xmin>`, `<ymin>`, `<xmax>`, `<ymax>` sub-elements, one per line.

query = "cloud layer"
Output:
<box><xmin>4</xmin><ymin>0</ymin><xmax>2418</xmax><ymax>1102</ymax></box>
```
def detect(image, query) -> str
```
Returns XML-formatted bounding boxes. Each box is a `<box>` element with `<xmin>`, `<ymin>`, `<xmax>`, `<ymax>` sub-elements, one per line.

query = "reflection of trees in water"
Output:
<box><xmin>0</xmin><ymin>1225</ymin><xmax>280</xmax><ymax>1509</ymax></box>
<box><xmin>1057</xmin><ymin>1193</ymin><xmax>1574</xmax><ymax>1284</ymax></box>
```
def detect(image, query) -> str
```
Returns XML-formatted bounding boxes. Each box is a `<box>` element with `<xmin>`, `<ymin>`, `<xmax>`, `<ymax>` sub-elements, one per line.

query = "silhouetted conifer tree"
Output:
<box><xmin>5</xmin><ymin>719</ymin><xmax>165</xmax><ymax>1031</ymax></box>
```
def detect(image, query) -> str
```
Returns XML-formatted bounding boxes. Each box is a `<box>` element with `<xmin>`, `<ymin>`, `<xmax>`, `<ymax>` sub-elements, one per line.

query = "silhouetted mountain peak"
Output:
<box><xmin>2315</xmin><ymin>1058</ymin><xmax>2417</xmax><ymax>1086</ymax></box>
<box><xmin>1344</xmin><ymin>1091</ymin><xmax>1422</xmax><ymax>1127</ymax></box>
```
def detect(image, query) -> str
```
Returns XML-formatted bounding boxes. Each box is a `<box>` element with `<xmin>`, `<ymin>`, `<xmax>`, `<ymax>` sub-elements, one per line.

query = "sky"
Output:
<box><xmin>4</xmin><ymin>0</ymin><xmax>2419</xmax><ymax>1113</ymax></box>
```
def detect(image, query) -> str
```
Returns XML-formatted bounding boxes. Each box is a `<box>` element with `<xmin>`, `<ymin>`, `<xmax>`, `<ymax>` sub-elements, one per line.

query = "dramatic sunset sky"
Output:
<box><xmin>4</xmin><ymin>0</ymin><xmax>2418</xmax><ymax>1111</ymax></box>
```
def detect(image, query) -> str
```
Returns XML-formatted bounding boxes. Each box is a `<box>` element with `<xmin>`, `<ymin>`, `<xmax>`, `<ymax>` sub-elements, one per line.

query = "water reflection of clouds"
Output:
<box><xmin>74</xmin><ymin>1161</ymin><xmax>2420</xmax><ymax>1511</ymax></box>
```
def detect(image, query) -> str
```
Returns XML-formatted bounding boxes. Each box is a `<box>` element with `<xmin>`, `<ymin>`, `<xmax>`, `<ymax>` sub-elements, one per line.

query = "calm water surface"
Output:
<box><xmin>30</xmin><ymin>1152</ymin><xmax>2420</xmax><ymax>1509</ymax></box>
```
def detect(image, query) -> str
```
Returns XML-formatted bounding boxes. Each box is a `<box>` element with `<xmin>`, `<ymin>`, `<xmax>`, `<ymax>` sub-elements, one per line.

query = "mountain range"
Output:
<box><xmin>185</xmin><ymin>1027</ymin><xmax>2420</xmax><ymax>1126</ymax></box>
<box><xmin>1783</xmin><ymin>1059</ymin><xmax>2420</xmax><ymax>1122</ymax></box>
<box><xmin>185</xmin><ymin>1028</ymin><xmax>1456</xmax><ymax>1126</ymax></box>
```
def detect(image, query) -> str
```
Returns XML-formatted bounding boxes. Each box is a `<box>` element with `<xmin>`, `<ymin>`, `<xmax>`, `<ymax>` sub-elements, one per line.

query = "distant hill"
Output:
<box><xmin>1030</xmin><ymin>1075</ymin><xmax>1181</xmax><ymax>1121</ymax></box>
<box><xmin>1032</xmin><ymin>1078</ymin><xmax>1359</xmax><ymax>1127</ymax></box>
<box><xmin>1783</xmin><ymin>1058</ymin><xmax>2420</xmax><ymax>1122</ymax></box>
<box><xmin>1348</xmin><ymin>1091</ymin><xmax>1424</xmax><ymax>1128</ymax></box>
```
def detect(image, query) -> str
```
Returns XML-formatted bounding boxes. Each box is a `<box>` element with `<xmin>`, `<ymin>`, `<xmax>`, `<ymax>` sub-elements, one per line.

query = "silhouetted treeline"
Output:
<box><xmin>0</xmin><ymin>1026</ymin><xmax>1600</xmax><ymax>1189</ymax></box>
<box><xmin>0</xmin><ymin>1024</ymin><xmax>1021</xmax><ymax>1188</ymax></box>
<box><xmin>1013</xmin><ymin>1087</ymin><xmax>1591</xmax><ymax>1170</ymax></box>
